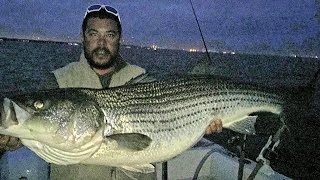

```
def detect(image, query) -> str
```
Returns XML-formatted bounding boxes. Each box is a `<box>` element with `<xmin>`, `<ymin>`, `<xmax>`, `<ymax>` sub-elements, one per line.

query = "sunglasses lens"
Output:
<box><xmin>104</xmin><ymin>6</ymin><xmax>118</xmax><ymax>14</ymax></box>
<box><xmin>87</xmin><ymin>4</ymin><xmax>102</xmax><ymax>11</ymax></box>
<box><xmin>84</xmin><ymin>4</ymin><xmax>120</xmax><ymax>22</ymax></box>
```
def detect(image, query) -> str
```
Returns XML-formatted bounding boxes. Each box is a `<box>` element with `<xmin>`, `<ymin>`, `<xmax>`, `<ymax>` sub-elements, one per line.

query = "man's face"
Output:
<box><xmin>82</xmin><ymin>17</ymin><xmax>121</xmax><ymax>69</ymax></box>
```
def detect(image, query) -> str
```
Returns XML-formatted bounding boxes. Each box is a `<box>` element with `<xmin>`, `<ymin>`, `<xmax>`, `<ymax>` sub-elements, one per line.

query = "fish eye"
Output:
<box><xmin>33</xmin><ymin>100</ymin><xmax>44</xmax><ymax>110</ymax></box>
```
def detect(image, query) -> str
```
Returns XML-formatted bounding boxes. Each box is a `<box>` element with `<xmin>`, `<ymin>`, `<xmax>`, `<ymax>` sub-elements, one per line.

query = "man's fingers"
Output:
<box><xmin>205</xmin><ymin>119</ymin><xmax>223</xmax><ymax>134</ymax></box>
<box><xmin>0</xmin><ymin>135</ymin><xmax>21</xmax><ymax>151</ymax></box>
<box><xmin>215</xmin><ymin>119</ymin><xmax>223</xmax><ymax>133</ymax></box>
<box><xmin>0</xmin><ymin>135</ymin><xmax>10</xmax><ymax>148</ymax></box>
<box><xmin>6</xmin><ymin>136</ymin><xmax>22</xmax><ymax>150</ymax></box>
<box><xmin>206</xmin><ymin>121</ymin><xmax>217</xmax><ymax>134</ymax></box>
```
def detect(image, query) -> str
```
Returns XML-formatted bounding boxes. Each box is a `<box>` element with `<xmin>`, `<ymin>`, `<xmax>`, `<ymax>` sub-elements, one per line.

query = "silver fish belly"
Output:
<box><xmin>0</xmin><ymin>76</ymin><xmax>284</xmax><ymax>172</ymax></box>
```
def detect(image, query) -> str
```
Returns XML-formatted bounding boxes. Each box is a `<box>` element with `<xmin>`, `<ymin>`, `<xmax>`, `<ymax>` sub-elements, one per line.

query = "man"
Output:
<box><xmin>52</xmin><ymin>4</ymin><xmax>150</xmax><ymax>89</ymax></box>
<box><xmin>0</xmin><ymin>4</ymin><xmax>222</xmax><ymax>179</ymax></box>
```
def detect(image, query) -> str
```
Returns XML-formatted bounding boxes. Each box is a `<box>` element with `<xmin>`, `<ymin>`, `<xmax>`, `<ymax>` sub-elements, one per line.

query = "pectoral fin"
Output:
<box><xmin>107</xmin><ymin>133</ymin><xmax>152</xmax><ymax>151</ymax></box>
<box><xmin>227</xmin><ymin>115</ymin><xmax>257</xmax><ymax>135</ymax></box>
<box><xmin>120</xmin><ymin>164</ymin><xmax>155</xmax><ymax>173</ymax></box>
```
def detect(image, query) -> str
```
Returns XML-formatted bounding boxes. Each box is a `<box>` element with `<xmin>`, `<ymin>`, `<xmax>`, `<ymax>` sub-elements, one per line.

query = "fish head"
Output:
<box><xmin>1</xmin><ymin>89</ymin><xmax>105</xmax><ymax>149</ymax></box>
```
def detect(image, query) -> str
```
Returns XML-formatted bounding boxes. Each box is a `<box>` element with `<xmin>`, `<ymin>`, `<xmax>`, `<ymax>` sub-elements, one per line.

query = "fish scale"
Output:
<box><xmin>1</xmin><ymin>75</ymin><xmax>284</xmax><ymax>172</ymax></box>
<box><xmin>77</xmin><ymin>76</ymin><xmax>283</xmax><ymax>167</ymax></box>
<box><xmin>84</xmin><ymin>76</ymin><xmax>282</xmax><ymax>131</ymax></box>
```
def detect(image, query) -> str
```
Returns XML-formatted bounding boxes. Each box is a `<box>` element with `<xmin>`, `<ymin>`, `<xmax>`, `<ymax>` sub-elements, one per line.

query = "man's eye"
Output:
<box><xmin>106</xmin><ymin>33</ymin><xmax>115</xmax><ymax>38</ymax></box>
<box><xmin>88</xmin><ymin>33</ymin><xmax>98</xmax><ymax>36</ymax></box>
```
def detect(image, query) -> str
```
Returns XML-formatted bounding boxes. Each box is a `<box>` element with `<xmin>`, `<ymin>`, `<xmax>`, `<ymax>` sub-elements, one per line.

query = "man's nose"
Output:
<box><xmin>97</xmin><ymin>36</ymin><xmax>106</xmax><ymax>47</ymax></box>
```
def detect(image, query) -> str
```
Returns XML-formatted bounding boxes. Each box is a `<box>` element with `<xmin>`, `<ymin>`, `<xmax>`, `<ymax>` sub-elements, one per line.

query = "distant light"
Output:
<box><xmin>68</xmin><ymin>42</ymin><xmax>80</xmax><ymax>46</ymax></box>
<box><xmin>189</xmin><ymin>48</ymin><xmax>197</xmax><ymax>52</ymax></box>
<box><xmin>151</xmin><ymin>44</ymin><xmax>158</xmax><ymax>51</ymax></box>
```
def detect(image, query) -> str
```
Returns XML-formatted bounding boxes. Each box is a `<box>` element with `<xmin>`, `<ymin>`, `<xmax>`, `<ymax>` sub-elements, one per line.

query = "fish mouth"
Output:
<box><xmin>1</xmin><ymin>98</ymin><xmax>31</xmax><ymax>128</ymax></box>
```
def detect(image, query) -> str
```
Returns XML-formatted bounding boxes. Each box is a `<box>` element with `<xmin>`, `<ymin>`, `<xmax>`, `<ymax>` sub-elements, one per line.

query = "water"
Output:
<box><xmin>1</xmin><ymin>40</ymin><xmax>320</xmax><ymax>178</ymax></box>
<box><xmin>1</xmin><ymin>40</ymin><xmax>319</xmax><ymax>94</ymax></box>
<box><xmin>0</xmin><ymin>40</ymin><xmax>82</xmax><ymax>93</ymax></box>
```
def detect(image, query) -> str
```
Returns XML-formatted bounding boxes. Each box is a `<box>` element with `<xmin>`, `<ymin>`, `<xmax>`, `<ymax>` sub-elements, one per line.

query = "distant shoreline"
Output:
<box><xmin>0</xmin><ymin>37</ymin><xmax>79</xmax><ymax>45</ymax></box>
<box><xmin>0</xmin><ymin>37</ymin><xmax>318</xmax><ymax>60</ymax></box>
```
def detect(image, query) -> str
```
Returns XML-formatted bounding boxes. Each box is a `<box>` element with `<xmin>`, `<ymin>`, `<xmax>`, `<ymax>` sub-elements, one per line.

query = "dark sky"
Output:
<box><xmin>0</xmin><ymin>1</ymin><xmax>319</xmax><ymax>54</ymax></box>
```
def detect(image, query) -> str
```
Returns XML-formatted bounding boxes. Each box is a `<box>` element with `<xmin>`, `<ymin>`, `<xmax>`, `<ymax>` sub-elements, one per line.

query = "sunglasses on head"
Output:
<box><xmin>84</xmin><ymin>4</ymin><xmax>121</xmax><ymax>22</ymax></box>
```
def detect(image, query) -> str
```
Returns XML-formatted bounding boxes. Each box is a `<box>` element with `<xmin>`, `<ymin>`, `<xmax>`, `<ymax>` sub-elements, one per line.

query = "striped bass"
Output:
<box><xmin>0</xmin><ymin>75</ymin><xmax>286</xmax><ymax>172</ymax></box>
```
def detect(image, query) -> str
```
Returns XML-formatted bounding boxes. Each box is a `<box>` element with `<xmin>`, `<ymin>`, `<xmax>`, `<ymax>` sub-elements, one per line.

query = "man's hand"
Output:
<box><xmin>205</xmin><ymin>118</ymin><xmax>223</xmax><ymax>134</ymax></box>
<box><xmin>0</xmin><ymin>135</ymin><xmax>22</xmax><ymax>151</ymax></box>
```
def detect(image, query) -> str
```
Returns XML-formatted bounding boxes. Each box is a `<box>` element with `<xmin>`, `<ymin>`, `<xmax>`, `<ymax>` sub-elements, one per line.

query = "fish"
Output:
<box><xmin>0</xmin><ymin>75</ymin><xmax>301</xmax><ymax>173</ymax></box>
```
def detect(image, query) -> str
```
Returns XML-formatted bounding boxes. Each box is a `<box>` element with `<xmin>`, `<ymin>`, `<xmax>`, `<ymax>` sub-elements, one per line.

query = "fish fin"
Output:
<box><xmin>107</xmin><ymin>133</ymin><xmax>151</xmax><ymax>151</ymax></box>
<box><xmin>227</xmin><ymin>115</ymin><xmax>257</xmax><ymax>135</ymax></box>
<box><xmin>120</xmin><ymin>164</ymin><xmax>155</xmax><ymax>173</ymax></box>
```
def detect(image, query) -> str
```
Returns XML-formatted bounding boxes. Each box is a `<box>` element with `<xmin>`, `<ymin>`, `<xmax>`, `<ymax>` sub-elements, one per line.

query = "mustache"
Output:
<box><xmin>92</xmin><ymin>47</ymin><xmax>110</xmax><ymax>55</ymax></box>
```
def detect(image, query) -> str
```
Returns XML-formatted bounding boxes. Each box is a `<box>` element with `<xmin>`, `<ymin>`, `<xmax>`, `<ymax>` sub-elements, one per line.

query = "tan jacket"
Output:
<box><xmin>53</xmin><ymin>52</ymin><xmax>146</xmax><ymax>88</ymax></box>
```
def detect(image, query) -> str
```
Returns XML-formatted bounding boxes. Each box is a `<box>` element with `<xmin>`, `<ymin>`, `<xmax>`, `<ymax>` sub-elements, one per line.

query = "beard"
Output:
<box><xmin>84</xmin><ymin>47</ymin><xmax>117</xmax><ymax>70</ymax></box>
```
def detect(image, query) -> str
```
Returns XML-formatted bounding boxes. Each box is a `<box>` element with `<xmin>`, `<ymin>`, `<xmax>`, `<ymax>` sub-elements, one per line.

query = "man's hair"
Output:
<box><xmin>82</xmin><ymin>9</ymin><xmax>122</xmax><ymax>36</ymax></box>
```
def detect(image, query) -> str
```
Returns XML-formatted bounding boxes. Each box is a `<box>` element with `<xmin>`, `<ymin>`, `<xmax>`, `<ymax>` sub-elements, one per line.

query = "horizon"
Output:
<box><xmin>1</xmin><ymin>36</ymin><xmax>318</xmax><ymax>59</ymax></box>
